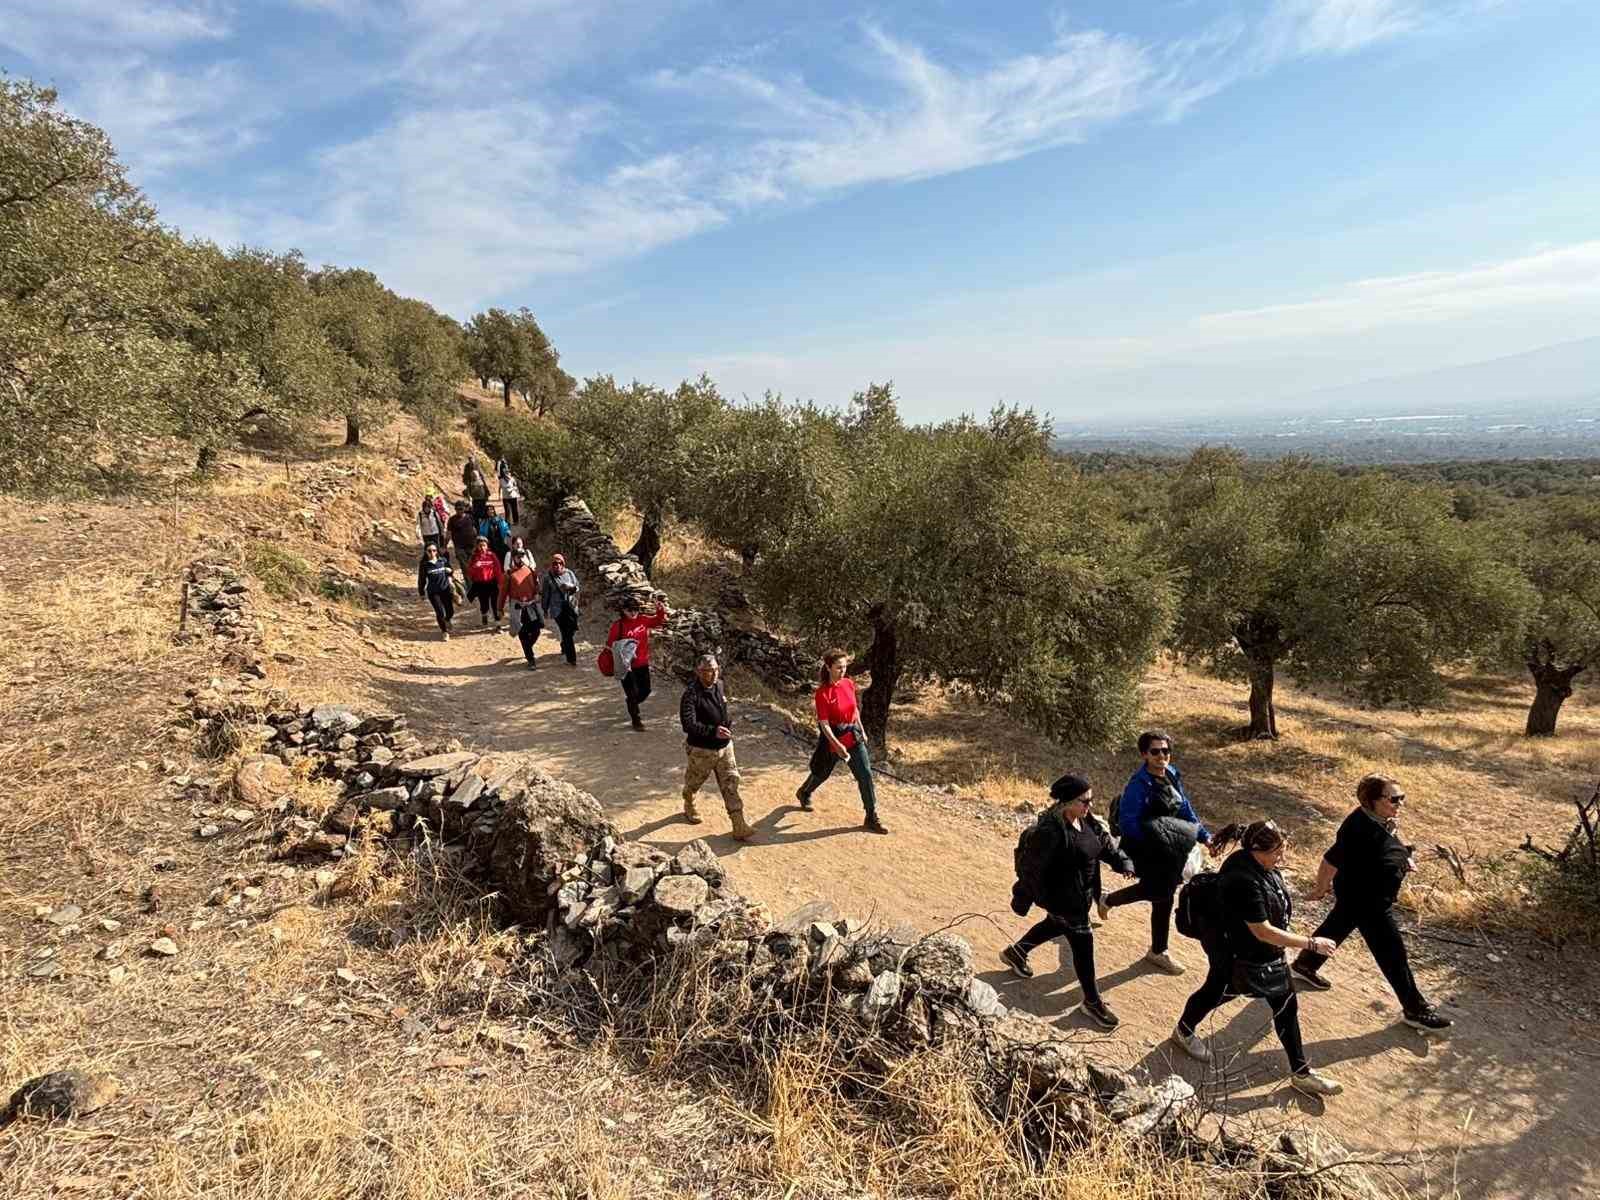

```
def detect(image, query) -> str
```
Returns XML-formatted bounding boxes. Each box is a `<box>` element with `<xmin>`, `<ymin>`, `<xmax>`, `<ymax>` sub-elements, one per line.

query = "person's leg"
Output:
<box><xmin>1264</xmin><ymin>987</ymin><xmax>1311</xmax><ymax>1075</ymax></box>
<box><xmin>682</xmin><ymin>747</ymin><xmax>713</xmax><ymax>818</ymax></box>
<box><xmin>1357</xmin><ymin>907</ymin><xmax>1429</xmax><ymax>1014</ymax></box>
<box><xmin>440</xmin><ymin>589</ymin><xmax>454</xmax><ymax>627</ymax></box>
<box><xmin>712</xmin><ymin>746</ymin><xmax>743</xmax><ymax>815</ymax></box>
<box><xmin>505</xmin><ymin>497</ymin><xmax>519</xmax><ymax>525</ymax></box>
<box><xmin>1150</xmin><ymin>883</ymin><xmax>1177</xmax><ymax>954</ymax></box>
<box><xmin>1294</xmin><ymin>901</ymin><xmax>1360</xmax><ymax>975</ymax></box>
<box><xmin>796</xmin><ymin>737</ymin><xmax>840</xmax><ymax>805</ymax></box>
<box><xmin>633</xmin><ymin>665</ymin><xmax>652</xmax><ymax>706</ymax></box>
<box><xmin>517</xmin><ymin>616</ymin><xmax>537</xmax><ymax>664</ymax></box>
<box><xmin>846</xmin><ymin>740</ymin><xmax>879</xmax><ymax>816</ymax></box>
<box><xmin>1014</xmin><ymin>913</ymin><xmax>1068</xmax><ymax>956</ymax></box>
<box><xmin>428</xmin><ymin>592</ymin><xmax>449</xmax><ymax>632</ymax></box>
<box><xmin>1064</xmin><ymin>928</ymin><xmax>1102</xmax><ymax>1006</ymax></box>
<box><xmin>558</xmin><ymin>609</ymin><xmax>578</xmax><ymax>664</ymax></box>
<box><xmin>1177</xmin><ymin>946</ymin><xmax>1233</xmax><ymax>1036</ymax></box>
<box><xmin>622</xmin><ymin>674</ymin><xmax>642</xmax><ymax>725</ymax></box>
<box><xmin>1104</xmin><ymin>878</ymin><xmax>1152</xmax><ymax>908</ymax></box>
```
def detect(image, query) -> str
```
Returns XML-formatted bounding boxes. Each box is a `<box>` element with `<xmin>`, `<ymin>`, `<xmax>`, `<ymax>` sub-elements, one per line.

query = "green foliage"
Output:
<box><xmin>463</xmin><ymin>306</ymin><xmax>568</xmax><ymax>413</ymax></box>
<box><xmin>471</xmin><ymin>406</ymin><xmax>622</xmax><ymax>520</ymax></box>
<box><xmin>245</xmin><ymin>542</ymin><xmax>316</xmax><ymax>598</ymax></box>
<box><xmin>309</xmin><ymin>268</ymin><xmax>401</xmax><ymax>446</ymax></box>
<box><xmin>389</xmin><ymin>298</ymin><xmax>463</xmax><ymax>434</ymax></box>
<box><xmin>754</xmin><ymin>390</ymin><xmax>1172</xmax><ymax>750</ymax></box>
<box><xmin>1166</xmin><ymin>449</ymin><xmax>1532</xmax><ymax>729</ymax></box>
<box><xmin>1503</xmin><ymin>497</ymin><xmax>1600</xmax><ymax>665</ymax></box>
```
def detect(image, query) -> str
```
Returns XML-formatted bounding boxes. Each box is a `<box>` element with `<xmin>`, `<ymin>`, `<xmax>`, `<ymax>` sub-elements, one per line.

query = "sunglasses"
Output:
<box><xmin>1146</xmin><ymin>746</ymin><xmax>1172</xmax><ymax>757</ymax></box>
<box><xmin>1382</xmin><ymin>792</ymin><xmax>1406</xmax><ymax>804</ymax></box>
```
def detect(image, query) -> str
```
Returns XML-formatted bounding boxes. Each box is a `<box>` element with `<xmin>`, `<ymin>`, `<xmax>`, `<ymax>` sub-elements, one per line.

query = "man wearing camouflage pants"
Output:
<box><xmin>679</xmin><ymin>655</ymin><xmax>755</xmax><ymax>842</ymax></box>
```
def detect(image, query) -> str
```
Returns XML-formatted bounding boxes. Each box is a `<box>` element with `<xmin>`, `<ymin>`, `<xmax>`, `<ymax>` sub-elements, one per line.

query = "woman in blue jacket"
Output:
<box><xmin>1103</xmin><ymin>730</ymin><xmax>1217</xmax><ymax>975</ymax></box>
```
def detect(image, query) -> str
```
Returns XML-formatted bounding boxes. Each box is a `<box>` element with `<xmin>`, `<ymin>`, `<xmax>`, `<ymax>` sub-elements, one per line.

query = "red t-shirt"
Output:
<box><xmin>814</xmin><ymin>678</ymin><xmax>860</xmax><ymax>748</ymax></box>
<box><xmin>607</xmin><ymin>604</ymin><xmax>667</xmax><ymax>666</ymax></box>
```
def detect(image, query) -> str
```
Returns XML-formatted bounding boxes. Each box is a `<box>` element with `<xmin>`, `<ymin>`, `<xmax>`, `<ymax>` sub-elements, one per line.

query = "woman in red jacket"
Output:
<box><xmin>794</xmin><ymin>649</ymin><xmax>887</xmax><ymax>834</ymax></box>
<box><xmin>464</xmin><ymin>536</ymin><xmax>504</xmax><ymax>627</ymax></box>
<box><xmin>606</xmin><ymin>593</ymin><xmax>668</xmax><ymax>731</ymax></box>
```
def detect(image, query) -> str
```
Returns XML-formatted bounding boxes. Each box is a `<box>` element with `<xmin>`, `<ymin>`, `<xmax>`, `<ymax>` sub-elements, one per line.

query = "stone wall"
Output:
<box><xmin>551</xmin><ymin>497</ymin><xmax>812</xmax><ymax>692</ymax></box>
<box><xmin>186</xmin><ymin>682</ymin><xmax>1378</xmax><ymax>1199</ymax></box>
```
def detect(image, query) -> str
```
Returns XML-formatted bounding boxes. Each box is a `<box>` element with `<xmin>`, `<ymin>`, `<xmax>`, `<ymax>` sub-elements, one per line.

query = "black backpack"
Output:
<box><xmin>1176</xmin><ymin>870</ymin><xmax>1224</xmax><ymax>942</ymax></box>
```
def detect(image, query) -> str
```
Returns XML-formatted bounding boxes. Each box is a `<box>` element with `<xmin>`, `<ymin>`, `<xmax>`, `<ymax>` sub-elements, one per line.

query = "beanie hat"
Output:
<box><xmin>1049</xmin><ymin>773</ymin><xmax>1092</xmax><ymax>803</ymax></box>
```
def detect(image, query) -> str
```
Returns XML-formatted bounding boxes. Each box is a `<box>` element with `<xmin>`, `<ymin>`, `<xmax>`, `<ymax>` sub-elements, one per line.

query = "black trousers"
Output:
<box><xmin>503</xmin><ymin>496</ymin><xmax>520</xmax><ymax>526</ymax></box>
<box><xmin>1015</xmin><ymin>914</ymin><xmax>1101</xmax><ymax>1005</ymax></box>
<box><xmin>467</xmin><ymin>580</ymin><xmax>500</xmax><ymax>619</ymax></box>
<box><xmin>554</xmin><ymin>607</ymin><xmax>579</xmax><ymax>665</ymax></box>
<box><xmin>514</xmin><ymin>610</ymin><xmax>542</xmax><ymax>662</ymax></box>
<box><xmin>1296</xmin><ymin>900</ymin><xmax>1427</xmax><ymax>1014</ymax></box>
<box><xmin>621</xmin><ymin>664</ymin><xmax>652</xmax><ymax>721</ymax></box>
<box><xmin>1178</xmin><ymin>944</ymin><xmax>1308</xmax><ymax>1074</ymax></box>
<box><xmin>1105</xmin><ymin>877</ymin><xmax>1177</xmax><ymax>953</ymax></box>
<box><xmin>425</xmin><ymin>590</ymin><xmax>454</xmax><ymax>632</ymax></box>
<box><xmin>470</xmin><ymin>496</ymin><xmax>488</xmax><ymax>520</ymax></box>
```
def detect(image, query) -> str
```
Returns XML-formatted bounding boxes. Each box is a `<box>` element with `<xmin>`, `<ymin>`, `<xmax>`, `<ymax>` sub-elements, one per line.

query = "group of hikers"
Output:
<box><xmin>1004</xmin><ymin>731</ymin><xmax>1453</xmax><ymax>1099</ymax></box>
<box><xmin>415</xmin><ymin>467</ymin><xmax>1451</xmax><ymax>1099</ymax></box>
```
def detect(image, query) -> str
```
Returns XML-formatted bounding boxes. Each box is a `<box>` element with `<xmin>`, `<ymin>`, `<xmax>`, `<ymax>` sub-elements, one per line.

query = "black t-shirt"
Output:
<box><xmin>1325</xmin><ymin>807</ymin><xmax>1412</xmax><ymax>908</ymax></box>
<box><xmin>1220</xmin><ymin>849</ymin><xmax>1292</xmax><ymax>964</ymax></box>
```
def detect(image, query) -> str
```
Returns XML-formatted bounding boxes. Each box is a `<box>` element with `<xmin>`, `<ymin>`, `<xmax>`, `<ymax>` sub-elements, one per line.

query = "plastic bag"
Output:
<box><xmin>1181</xmin><ymin>843</ymin><xmax>1207</xmax><ymax>882</ymax></box>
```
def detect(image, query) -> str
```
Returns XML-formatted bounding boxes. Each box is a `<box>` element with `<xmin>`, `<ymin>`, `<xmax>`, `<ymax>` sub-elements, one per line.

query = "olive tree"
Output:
<box><xmin>463</xmin><ymin>306</ymin><xmax>562</xmax><ymax>410</ymax></box>
<box><xmin>310</xmin><ymin>268</ymin><xmax>400</xmax><ymax>447</ymax></box>
<box><xmin>754</xmin><ymin>388</ymin><xmax>1171</xmax><ymax>755</ymax></box>
<box><xmin>1167</xmin><ymin>449</ymin><xmax>1530</xmax><ymax>738</ymax></box>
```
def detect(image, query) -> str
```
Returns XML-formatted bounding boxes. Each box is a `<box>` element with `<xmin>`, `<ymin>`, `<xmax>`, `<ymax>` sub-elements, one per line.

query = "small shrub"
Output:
<box><xmin>246</xmin><ymin>542</ymin><xmax>315</xmax><ymax>597</ymax></box>
<box><xmin>471</xmin><ymin>407</ymin><xmax>622</xmax><ymax>522</ymax></box>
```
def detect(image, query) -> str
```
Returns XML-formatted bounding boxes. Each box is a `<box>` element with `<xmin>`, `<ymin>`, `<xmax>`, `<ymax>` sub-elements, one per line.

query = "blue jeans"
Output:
<box><xmin>799</xmin><ymin>734</ymin><xmax>878</xmax><ymax>816</ymax></box>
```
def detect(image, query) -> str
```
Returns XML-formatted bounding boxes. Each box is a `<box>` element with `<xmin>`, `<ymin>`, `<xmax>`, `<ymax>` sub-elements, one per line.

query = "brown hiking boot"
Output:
<box><xmin>730</xmin><ymin>811</ymin><xmax>756</xmax><ymax>842</ymax></box>
<box><xmin>681</xmin><ymin>797</ymin><xmax>703</xmax><ymax>825</ymax></box>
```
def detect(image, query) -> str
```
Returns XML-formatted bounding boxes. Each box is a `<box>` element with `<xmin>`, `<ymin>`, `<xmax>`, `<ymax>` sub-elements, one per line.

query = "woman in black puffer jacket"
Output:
<box><xmin>1003</xmin><ymin>774</ymin><xmax>1136</xmax><ymax>1030</ymax></box>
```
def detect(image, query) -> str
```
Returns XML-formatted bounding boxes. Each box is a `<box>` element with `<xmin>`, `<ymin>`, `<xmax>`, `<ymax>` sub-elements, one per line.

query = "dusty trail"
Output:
<box><xmin>365</xmin><ymin>590</ymin><xmax>1598</xmax><ymax>1200</ymax></box>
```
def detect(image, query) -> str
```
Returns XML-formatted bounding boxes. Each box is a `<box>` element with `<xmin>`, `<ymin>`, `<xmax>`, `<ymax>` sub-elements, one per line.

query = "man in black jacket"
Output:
<box><xmin>1002</xmin><ymin>774</ymin><xmax>1134</xmax><ymax>1029</ymax></box>
<box><xmin>1291</xmin><ymin>775</ymin><xmax>1452</xmax><ymax>1032</ymax></box>
<box><xmin>679</xmin><ymin>655</ymin><xmax>755</xmax><ymax>841</ymax></box>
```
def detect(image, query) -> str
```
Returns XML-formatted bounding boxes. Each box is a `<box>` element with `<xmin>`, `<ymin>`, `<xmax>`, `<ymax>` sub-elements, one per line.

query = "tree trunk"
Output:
<box><xmin>739</xmin><ymin>543</ymin><xmax>759</xmax><ymax>573</ymax></box>
<box><xmin>857</xmin><ymin>608</ymin><xmax>899</xmax><ymax>759</ymax></box>
<box><xmin>344</xmin><ymin>412</ymin><xmax>361</xmax><ymax>446</ymax></box>
<box><xmin>503</xmin><ymin>379</ymin><xmax>513</xmax><ymax>408</ymax></box>
<box><xmin>628</xmin><ymin>513</ymin><xmax>662</xmax><ymax>577</ymax></box>
<box><xmin>1526</xmin><ymin>660</ymin><xmax>1583</xmax><ymax>736</ymax></box>
<box><xmin>1244</xmin><ymin>652</ymin><xmax>1279</xmax><ymax>739</ymax></box>
<box><xmin>195</xmin><ymin>444</ymin><xmax>216</xmax><ymax>474</ymax></box>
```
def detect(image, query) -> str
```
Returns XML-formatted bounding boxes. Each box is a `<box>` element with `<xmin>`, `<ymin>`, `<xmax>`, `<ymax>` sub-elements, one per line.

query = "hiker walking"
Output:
<box><xmin>606</xmin><ymin>593</ymin><xmax>668</xmax><ymax>730</ymax></box>
<box><xmin>503</xmin><ymin>534</ymin><xmax>536</xmax><ymax>575</ymax></box>
<box><xmin>679</xmin><ymin>654</ymin><xmax>756</xmax><ymax>841</ymax></box>
<box><xmin>794</xmin><ymin>649</ymin><xmax>888</xmax><ymax>835</ymax></box>
<box><xmin>496</xmin><ymin>458</ymin><xmax>521</xmax><ymax>527</ymax></box>
<box><xmin>478</xmin><ymin>504</ymin><xmax>512</xmax><ymax>561</ymax></box>
<box><xmin>416</xmin><ymin>542</ymin><xmax>456</xmax><ymax>640</ymax></box>
<box><xmin>464</xmin><ymin>536</ymin><xmax>504</xmax><ymax>627</ymax></box>
<box><xmin>1001</xmin><ymin>773</ymin><xmax>1134</xmax><ymax>1029</ymax></box>
<box><xmin>417</xmin><ymin>492</ymin><xmax>446</xmax><ymax>552</ymax></box>
<box><xmin>540</xmin><ymin>553</ymin><xmax>581</xmax><ymax>667</ymax></box>
<box><xmin>1103</xmin><ymin>730</ymin><xmax>1216</xmax><ymax>975</ymax></box>
<box><xmin>447</xmin><ymin>499</ymin><xmax>478</xmax><ymax>567</ymax></box>
<box><xmin>1168</xmin><ymin>821</ymin><xmax>1343</xmax><ymax>1097</ymax></box>
<box><xmin>1290</xmin><ymin>775</ymin><xmax>1453</xmax><ymax>1032</ymax></box>
<box><xmin>463</xmin><ymin>457</ymin><xmax>491</xmax><ymax>520</ymax></box>
<box><xmin>500</xmin><ymin>550</ymin><xmax>542</xmax><ymax>668</ymax></box>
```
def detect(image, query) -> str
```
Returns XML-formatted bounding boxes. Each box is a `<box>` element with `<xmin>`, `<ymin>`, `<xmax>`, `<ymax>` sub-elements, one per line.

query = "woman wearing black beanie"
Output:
<box><xmin>1004</xmin><ymin>773</ymin><xmax>1136</xmax><ymax>1029</ymax></box>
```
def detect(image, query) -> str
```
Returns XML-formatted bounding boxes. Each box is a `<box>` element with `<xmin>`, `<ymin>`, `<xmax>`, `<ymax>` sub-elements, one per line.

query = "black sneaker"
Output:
<box><xmin>1000</xmin><ymin>944</ymin><xmax>1034</xmax><ymax>979</ymax></box>
<box><xmin>1404</xmin><ymin>1007</ymin><xmax>1453</xmax><ymax>1033</ymax></box>
<box><xmin>1081</xmin><ymin>998</ymin><xmax>1120</xmax><ymax>1030</ymax></box>
<box><xmin>630</xmin><ymin>718</ymin><xmax>645</xmax><ymax>732</ymax></box>
<box><xmin>863</xmin><ymin>814</ymin><xmax>889</xmax><ymax>835</ymax></box>
<box><xmin>794</xmin><ymin>786</ymin><xmax>813</xmax><ymax>811</ymax></box>
<box><xmin>1291</xmin><ymin>961</ymin><xmax>1333</xmax><ymax>991</ymax></box>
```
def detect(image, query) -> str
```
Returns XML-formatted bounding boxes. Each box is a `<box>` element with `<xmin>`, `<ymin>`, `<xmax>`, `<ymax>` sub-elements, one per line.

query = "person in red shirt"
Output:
<box><xmin>464</xmin><ymin>536</ymin><xmax>504</xmax><ymax>627</ymax></box>
<box><xmin>794</xmin><ymin>648</ymin><xmax>887</xmax><ymax>834</ymax></box>
<box><xmin>607</xmin><ymin>592</ymin><xmax>669</xmax><ymax>730</ymax></box>
<box><xmin>499</xmin><ymin>553</ymin><xmax>542</xmax><ymax>668</ymax></box>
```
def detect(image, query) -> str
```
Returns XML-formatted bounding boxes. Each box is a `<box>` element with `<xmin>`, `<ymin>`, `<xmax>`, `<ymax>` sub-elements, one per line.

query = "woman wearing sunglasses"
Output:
<box><xmin>1169</xmin><ymin>820</ymin><xmax>1343</xmax><ymax>1097</ymax></box>
<box><xmin>1291</xmin><ymin>775</ymin><xmax>1453</xmax><ymax>1033</ymax></box>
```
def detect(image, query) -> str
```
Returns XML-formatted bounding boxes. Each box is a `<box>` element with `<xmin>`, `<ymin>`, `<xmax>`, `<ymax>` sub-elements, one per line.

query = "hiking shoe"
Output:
<box><xmin>681</xmin><ymin>808</ymin><xmax>704</xmax><ymax>825</ymax></box>
<box><xmin>526</xmin><ymin>660</ymin><xmax>537</xmax><ymax>671</ymax></box>
<box><xmin>1000</xmin><ymin>944</ymin><xmax>1034</xmax><ymax>979</ymax></box>
<box><xmin>1169</xmin><ymin>1025</ymin><xmax>1211</xmax><ymax>1063</ymax></box>
<box><xmin>630</xmin><ymin>718</ymin><xmax>646</xmax><ymax>732</ymax></box>
<box><xmin>1404</xmin><ymin>1007</ymin><xmax>1453</xmax><ymax>1033</ymax></box>
<box><xmin>863</xmin><ymin>814</ymin><xmax>890</xmax><ymax>835</ymax></box>
<box><xmin>1291</xmin><ymin>962</ymin><xmax>1333</xmax><ymax>991</ymax></box>
<box><xmin>1290</xmin><ymin>1069</ymin><xmax>1343</xmax><ymax>1098</ymax></box>
<box><xmin>1081</xmin><ymin>998</ymin><xmax>1120</xmax><ymax>1030</ymax></box>
<box><xmin>1145</xmin><ymin>950</ymin><xmax>1186</xmax><ymax>975</ymax></box>
<box><xmin>481</xmin><ymin>612</ymin><xmax>488</xmax><ymax>626</ymax></box>
<box><xmin>441</xmin><ymin>631</ymin><xmax>450</xmax><ymax>641</ymax></box>
<box><xmin>795</xmin><ymin>786</ymin><xmax>813</xmax><ymax>811</ymax></box>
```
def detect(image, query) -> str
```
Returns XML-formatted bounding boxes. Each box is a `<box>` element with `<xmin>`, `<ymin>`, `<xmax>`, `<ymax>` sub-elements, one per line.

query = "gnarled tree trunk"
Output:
<box><xmin>344</xmin><ymin>412</ymin><xmax>361</xmax><ymax>446</ymax></box>
<box><xmin>1234</xmin><ymin>612</ymin><xmax>1286</xmax><ymax>739</ymax></box>
<box><xmin>502</xmin><ymin>379</ymin><xmax>514</xmax><ymax>407</ymax></box>
<box><xmin>857</xmin><ymin>607</ymin><xmax>899</xmax><ymax>759</ymax></box>
<box><xmin>628</xmin><ymin>513</ymin><xmax>663</xmax><ymax>578</ymax></box>
<box><xmin>1245</xmin><ymin>654</ymin><xmax>1279</xmax><ymax>739</ymax></box>
<box><xmin>1526</xmin><ymin>641</ymin><xmax>1584</xmax><ymax>736</ymax></box>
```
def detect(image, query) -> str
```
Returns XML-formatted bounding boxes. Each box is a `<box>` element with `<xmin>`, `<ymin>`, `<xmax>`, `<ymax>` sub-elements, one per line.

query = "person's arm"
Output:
<box><xmin>645</xmin><ymin>601</ymin><xmax>668</xmax><ymax>628</ymax></box>
<box><xmin>1173</xmin><ymin>780</ymin><xmax>1212</xmax><ymax>846</ymax></box>
<box><xmin>605</xmin><ymin>620</ymin><xmax>618</xmax><ymax>648</ymax></box>
<box><xmin>679</xmin><ymin>688</ymin><xmax>706</xmax><ymax>737</ymax></box>
<box><xmin>714</xmin><ymin>684</ymin><xmax>733</xmax><ymax>740</ymax></box>
<box><xmin>1100</xmin><ymin>838</ymin><xmax>1136</xmax><ymax>877</ymax></box>
<box><xmin>816</xmin><ymin>689</ymin><xmax>848</xmax><ymax>758</ymax></box>
<box><xmin>418</xmin><ymin>560</ymin><xmax>427</xmax><ymax>596</ymax></box>
<box><xmin>1309</xmin><ymin>856</ymin><xmax>1337</xmax><ymax>899</ymax></box>
<box><xmin>1117</xmin><ymin>779</ymin><xmax>1143</xmax><ymax>841</ymax></box>
<box><xmin>1247</xmin><ymin>921</ymin><xmax>1336</xmax><ymax>956</ymax></box>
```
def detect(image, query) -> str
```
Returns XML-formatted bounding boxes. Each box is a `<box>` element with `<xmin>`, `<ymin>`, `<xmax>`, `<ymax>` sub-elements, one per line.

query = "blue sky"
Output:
<box><xmin>5</xmin><ymin>1</ymin><xmax>1598</xmax><ymax>421</ymax></box>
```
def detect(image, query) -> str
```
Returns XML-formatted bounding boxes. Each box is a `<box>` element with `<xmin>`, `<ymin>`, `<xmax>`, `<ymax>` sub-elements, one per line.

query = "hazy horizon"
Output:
<box><xmin>7</xmin><ymin>1</ymin><xmax>1598</xmax><ymax>421</ymax></box>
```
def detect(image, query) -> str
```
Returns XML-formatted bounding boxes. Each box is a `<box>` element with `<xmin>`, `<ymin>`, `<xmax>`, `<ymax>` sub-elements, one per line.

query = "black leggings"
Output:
<box><xmin>1178</xmin><ymin>945</ymin><xmax>1308</xmax><ymax>1074</ymax></box>
<box><xmin>1105</xmin><ymin>877</ymin><xmax>1177</xmax><ymax>953</ymax></box>
<box><xmin>467</xmin><ymin>580</ymin><xmax>500</xmax><ymax>619</ymax></box>
<box><xmin>555</xmin><ymin>607</ymin><xmax>579</xmax><ymax>665</ymax></box>
<box><xmin>622</xmin><ymin>665</ymin><xmax>652</xmax><ymax>721</ymax></box>
<box><xmin>425</xmin><ymin>590</ymin><xmax>454</xmax><ymax>632</ymax></box>
<box><xmin>514</xmin><ymin>609</ymin><xmax>542</xmax><ymax>662</ymax></box>
<box><xmin>1016</xmin><ymin>914</ymin><xmax>1100</xmax><ymax>1005</ymax></box>
<box><xmin>503</xmin><ymin>497</ymin><xmax>520</xmax><ymax>526</ymax></box>
<box><xmin>1296</xmin><ymin>900</ymin><xmax>1427</xmax><ymax>1014</ymax></box>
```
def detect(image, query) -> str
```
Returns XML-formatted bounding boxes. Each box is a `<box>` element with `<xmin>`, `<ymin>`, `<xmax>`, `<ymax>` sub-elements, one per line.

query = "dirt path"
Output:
<box><xmin>363</xmin><ymin>595</ymin><xmax>1598</xmax><ymax>1200</ymax></box>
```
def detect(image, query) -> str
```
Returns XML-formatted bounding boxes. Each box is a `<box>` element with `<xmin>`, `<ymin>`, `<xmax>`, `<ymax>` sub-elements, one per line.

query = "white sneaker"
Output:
<box><xmin>1169</xmin><ymin>1025</ymin><xmax>1211</xmax><ymax>1063</ymax></box>
<box><xmin>1145</xmin><ymin>950</ymin><xmax>1186</xmax><ymax>975</ymax></box>
<box><xmin>1290</xmin><ymin>1070</ymin><xmax>1343</xmax><ymax>1098</ymax></box>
